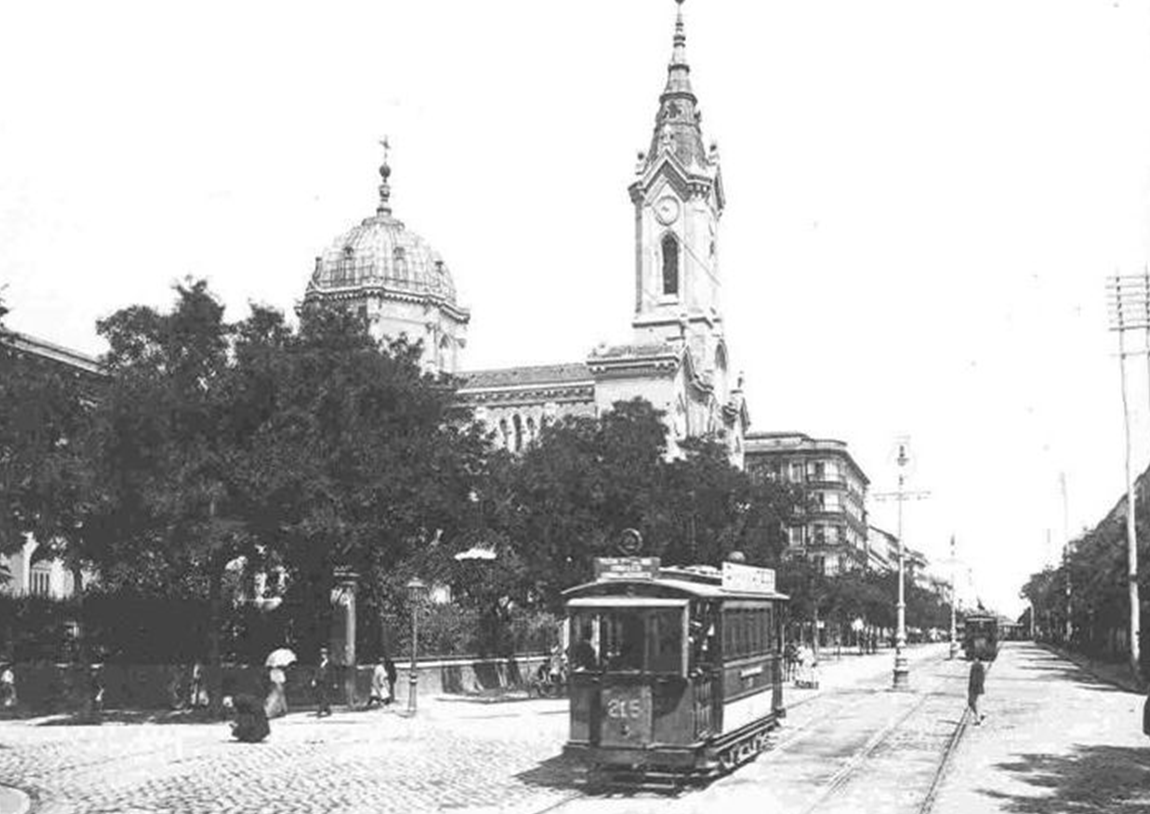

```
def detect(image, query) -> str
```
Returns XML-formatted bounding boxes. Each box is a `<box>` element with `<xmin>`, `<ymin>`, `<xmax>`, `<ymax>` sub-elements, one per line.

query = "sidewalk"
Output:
<box><xmin>1046</xmin><ymin>644</ymin><xmax>1147</xmax><ymax>694</ymax></box>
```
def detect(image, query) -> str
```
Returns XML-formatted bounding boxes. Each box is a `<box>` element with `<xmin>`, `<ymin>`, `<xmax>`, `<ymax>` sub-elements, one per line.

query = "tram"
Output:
<box><xmin>962</xmin><ymin>611</ymin><xmax>999</xmax><ymax>660</ymax></box>
<box><xmin>563</xmin><ymin>556</ymin><xmax>788</xmax><ymax>780</ymax></box>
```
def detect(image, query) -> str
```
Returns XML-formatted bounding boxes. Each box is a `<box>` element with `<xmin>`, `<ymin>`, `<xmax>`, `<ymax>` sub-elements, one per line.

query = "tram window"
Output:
<box><xmin>647</xmin><ymin>609</ymin><xmax>685</xmax><ymax>674</ymax></box>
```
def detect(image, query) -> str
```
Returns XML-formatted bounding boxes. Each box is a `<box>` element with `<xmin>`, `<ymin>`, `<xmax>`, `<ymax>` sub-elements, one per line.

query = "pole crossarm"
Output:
<box><xmin>871</xmin><ymin>490</ymin><xmax>931</xmax><ymax>502</ymax></box>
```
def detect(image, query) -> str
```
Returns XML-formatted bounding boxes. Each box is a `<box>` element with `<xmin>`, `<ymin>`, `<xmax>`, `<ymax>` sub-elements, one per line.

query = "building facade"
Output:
<box><xmin>744</xmin><ymin>431</ymin><xmax>870</xmax><ymax>574</ymax></box>
<box><xmin>0</xmin><ymin>332</ymin><xmax>102</xmax><ymax>599</ymax></box>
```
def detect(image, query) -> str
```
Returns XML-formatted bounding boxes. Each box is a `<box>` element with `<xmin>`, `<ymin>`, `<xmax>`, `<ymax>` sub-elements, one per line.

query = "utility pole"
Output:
<box><xmin>1061</xmin><ymin>473</ymin><xmax>1072</xmax><ymax>645</ymax></box>
<box><xmin>949</xmin><ymin>535</ymin><xmax>958</xmax><ymax>659</ymax></box>
<box><xmin>872</xmin><ymin>439</ymin><xmax>930</xmax><ymax>690</ymax></box>
<box><xmin>1106</xmin><ymin>274</ymin><xmax>1143</xmax><ymax>680</ymax></box>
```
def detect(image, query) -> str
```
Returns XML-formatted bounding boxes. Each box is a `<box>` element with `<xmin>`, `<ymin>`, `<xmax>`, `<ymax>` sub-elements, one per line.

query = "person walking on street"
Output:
<box><xmin>383</xmin><ymin>655</ymin><xmax>397</xmax><ymax>705</ymax></box>
<box><xmin>368</xmin><ymin>659</ymin><xmax>389</xmax><ymax>708</ymax></box>
<box><xmin>264</xmin><ymin>666</ymin><xmax>288</xmax><ymax>719</ymax></box>
<box><xmin>312</xmin><ymin>647</ymin><xmax>331</xmax><ymax>718</ymax></box>
<box><xmin>968</xmin><ymin>656</ymin><xmax>986</xmax><ymax>724</ymax></box>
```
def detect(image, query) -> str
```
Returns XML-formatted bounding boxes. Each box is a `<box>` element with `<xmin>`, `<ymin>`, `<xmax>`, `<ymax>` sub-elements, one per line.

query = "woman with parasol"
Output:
<box><xmin>264</xmin><ymin>648</ymin><xmax>295</xmax><ymax>719</ymax></box>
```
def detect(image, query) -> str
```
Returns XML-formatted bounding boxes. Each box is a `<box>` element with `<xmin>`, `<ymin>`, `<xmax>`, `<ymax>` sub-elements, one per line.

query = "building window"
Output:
<box><xmin>29</xmin><ymin>567</ymin><xmax>51</xmax><ymax>597</ymax></box>
<box><xmin>393</xmin><ymin>247</ymin><xmax>408</xmax><ymax>281</ymax></box>
<box><xmin>661</xmin><ymin>233</ymin><xmax>679</xmax><ymax>296</ymax></box>
<box><xmin>336</xmin><ymin>245</ymin><xmax>355</xmax><ymax>285</ymax></box>
<box><xmin>790</xmin><ymin>462</ymin><xmax>804</xmax><ymax>482</ymax></box>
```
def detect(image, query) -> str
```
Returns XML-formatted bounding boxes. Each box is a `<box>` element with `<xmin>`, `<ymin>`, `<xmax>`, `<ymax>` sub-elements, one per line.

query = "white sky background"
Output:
<box><xmin>3</xmin><ymin>1</ymin><xmax>1150</xmax><ymax>617</ymax></box>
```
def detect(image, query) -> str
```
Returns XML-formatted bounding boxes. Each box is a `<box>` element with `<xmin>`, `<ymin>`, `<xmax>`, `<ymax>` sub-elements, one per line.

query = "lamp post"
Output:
<box><xmin>893</xmin><ymin>455</ymin><xmax>909</xmax><ymax>689</ymax></box>
<box><xmin>870</xmin><ymin>440</ymin><xmax>930</xmax><ymax>689</ymax></box>
<box><xmin>406</xmin><ymin>577</ymin><xmax>427</xmax><ymax>715</ymax></box>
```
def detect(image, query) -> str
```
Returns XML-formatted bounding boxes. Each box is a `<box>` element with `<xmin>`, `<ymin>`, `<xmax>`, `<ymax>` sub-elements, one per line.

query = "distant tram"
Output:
<box><xmin>962</xmin><ymin>611</ymin><xmax>999</xmax><ymax>660</ymax></box>
<box><xmin>563</xmin><ymin>556</ymin><xmax>788</xmax><ymax>781</ymax></box>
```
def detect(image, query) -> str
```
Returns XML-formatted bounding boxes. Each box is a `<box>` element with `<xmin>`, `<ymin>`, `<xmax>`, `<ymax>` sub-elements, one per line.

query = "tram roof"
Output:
<box><xmin>563</xmin><ymin>575</ymin><xmax>788</xmax><ymax>603</ymax></box>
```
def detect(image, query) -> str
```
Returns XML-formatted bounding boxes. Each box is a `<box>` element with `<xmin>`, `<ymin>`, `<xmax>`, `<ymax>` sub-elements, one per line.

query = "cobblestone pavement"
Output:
<box><xmin>0</xmin><ymin>700</ymin><xmax>579</xmax><ymax>814</ymax></box>
<box><xmin>931</xmin><ymin>642</ymin><xmax>1150</xmax><ymax>814</ymax></box>
<box><xmin>0</xmin><ymin>645</ymin><xmax>950</xmax><ymax>814</ymax></box>
<box><xmin>553</xmin><ymin>645</ymin><xmax>959</xmax><ymax>814</ymax></box>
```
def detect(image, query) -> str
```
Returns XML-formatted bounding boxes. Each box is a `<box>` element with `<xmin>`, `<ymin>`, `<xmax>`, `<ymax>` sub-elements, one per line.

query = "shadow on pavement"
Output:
<box><xmin>513</xmin><ymin>754</ymin><xmax>585</xmax><ymax>792</ymax></box>
<box><xmin>35</xmin><ymin>708</ymin><xmax>222</xmax><ymax>726</ymax></box>
<box><xmin>979</xmin><ymin>745</ymin><xmax>1150</xmax><ymax>813</ymax></box>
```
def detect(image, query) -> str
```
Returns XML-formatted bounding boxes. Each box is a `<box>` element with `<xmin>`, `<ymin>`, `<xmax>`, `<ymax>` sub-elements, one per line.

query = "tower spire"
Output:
<box><xmin>376</xmin><ymin>136</ymin><xmax>392</xmax><ymax>216</ymax></box>
<box><xmin>665</xmin><ymin>0</ymin><xmax>692</xmax><ymax>97</ymax></box>
<box><xmin>646</xmin><ymin>0</ymin><xmax>706</xmax><ymax>171</ymax></box>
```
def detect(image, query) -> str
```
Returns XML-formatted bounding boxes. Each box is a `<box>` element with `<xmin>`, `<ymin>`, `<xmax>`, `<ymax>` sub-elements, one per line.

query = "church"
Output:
<box><xmin>304</xmin><ymin>0</ymin><xmax>749</xmax><ymax>466</ymax></box>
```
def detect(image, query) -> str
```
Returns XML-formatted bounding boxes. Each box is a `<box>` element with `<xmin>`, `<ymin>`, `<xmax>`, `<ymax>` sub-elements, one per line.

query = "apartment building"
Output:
<box><xmin>745</xmin><ymin>431</ymin><xmax>869</xmax><ymax>575</ymax></box>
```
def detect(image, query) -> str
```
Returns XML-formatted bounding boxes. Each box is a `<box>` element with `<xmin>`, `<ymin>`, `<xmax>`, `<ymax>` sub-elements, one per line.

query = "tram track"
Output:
<box><xmin>529</xmin><ymin>650</ymin><xmax>971</xmax><ymax>814</ymax></box>
<box><xmin>785</xmin><ymin>656</ymin><xmax>984</xmax><ymax>814</ymax></box>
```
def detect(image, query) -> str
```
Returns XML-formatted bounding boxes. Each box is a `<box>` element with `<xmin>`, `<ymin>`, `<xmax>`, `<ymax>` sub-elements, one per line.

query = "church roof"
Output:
<box><xmin>458</xmin><ymin>362</ymin><xmax>592</xmax><ymax>391</ymax></box>
<box><xmin>643</xmin><ymin>0</ymin><xmax>712</xmax><ymax>176</ymax></box>
<box><xmin>305</xmin><ymin>148</ymin><xmax>464</xmax><ymax>312</ymax></box>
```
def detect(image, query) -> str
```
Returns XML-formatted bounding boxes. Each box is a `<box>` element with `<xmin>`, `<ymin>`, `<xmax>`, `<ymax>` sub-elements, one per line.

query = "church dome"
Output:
<box><xmin>308</xmin><ymin>213</ymin><xmax>459</xmax><ymax>304</ymax></box>
<box><xmin>305</xmin><ymin>152</ymin><xmax>459</xmax><ymax>306</ymax></box>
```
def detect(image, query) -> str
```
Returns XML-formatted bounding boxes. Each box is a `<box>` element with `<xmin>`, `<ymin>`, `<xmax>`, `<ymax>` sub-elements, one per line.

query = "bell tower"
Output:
<box><xmin>630</xmin><ymin>0</ymin><xmax>725</xmax><ymax>355</ymax></box>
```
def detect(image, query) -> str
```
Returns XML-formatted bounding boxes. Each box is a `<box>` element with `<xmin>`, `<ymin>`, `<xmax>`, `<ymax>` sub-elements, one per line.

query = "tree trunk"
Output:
<box><xmin>206</xmin><ymin>554</ymin><xmax>226</xmax><ymax>718</ymax></box>
<box><xmin>70</xmin><ymin>562</ymin><xmax>86</xmax><ymax>664</ymax></box>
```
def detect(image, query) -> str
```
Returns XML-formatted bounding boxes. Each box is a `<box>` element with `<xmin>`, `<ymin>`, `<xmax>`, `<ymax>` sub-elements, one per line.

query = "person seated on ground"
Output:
<box><xmin>226</xmin><ymin>694</ymin><xmax>270</xmax><ymax>743</ymax></box>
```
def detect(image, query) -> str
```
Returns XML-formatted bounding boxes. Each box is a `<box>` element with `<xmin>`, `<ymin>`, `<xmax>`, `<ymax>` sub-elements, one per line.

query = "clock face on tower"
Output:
<box><xmin>654</xmin><ymin>196</ymin><xmax>680</xmax><ymax>225</ymax></box>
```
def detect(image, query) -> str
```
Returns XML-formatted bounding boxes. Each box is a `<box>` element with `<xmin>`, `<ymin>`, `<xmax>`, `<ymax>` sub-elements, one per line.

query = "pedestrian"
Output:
<box><xmin>312</xmin><ymin>647</ymin><xmax>331</xmax><ymax>717</ymax></box>
<box><xmin>225</xmin><ymin>694</ymin><xmax>270</xmax><ymax>743</ymax></box>
<box><xmin>264</xmin><ymin>666</ymin><xmax>288</xmax><ymax>719</ymax></box>
<box><xmin>0</xmin><ymin>662</ymin><xmax>16</xmax><ymax>711</ymax></box>
<box><xmin>783</xmin><ymin>642</ymin><xmax>797</xmax><ymax>682</ymax></box>
<box><xmin>383</xmin><ymin>655</ymin><xmax>397</xmax><ymax>705</ymax></box>
<box><xmin>189</xmin><ymin>661</ymin><xmax>208</xmax><ymax>709</ymax></box>
<box><xmin>368</xmin><ymin>658</ymin><xmax>389</xmax><ymax>708</ymax></box>
<box><xmin>968</xmin><ymin>656</ymin><xmax>986</xmax><ymax>724</ymax></box>
<box><xmin>85</xmin><ymin>664</ymin><xmax>104</xmax><ymax>723</ymax></box>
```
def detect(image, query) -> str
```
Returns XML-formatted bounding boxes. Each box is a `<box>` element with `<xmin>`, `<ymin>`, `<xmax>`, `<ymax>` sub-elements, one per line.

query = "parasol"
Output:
<box><xmin>265</xmin><ymin>648</ymin><xmax>297</xmax><ymax>668</ymax></box>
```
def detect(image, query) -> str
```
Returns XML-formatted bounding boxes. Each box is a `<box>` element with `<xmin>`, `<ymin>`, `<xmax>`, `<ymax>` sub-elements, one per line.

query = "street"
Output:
<box><xmin>0</xmin><ymin>643</ymin><xmax>1146</xmax><ymax>814</ymax></box>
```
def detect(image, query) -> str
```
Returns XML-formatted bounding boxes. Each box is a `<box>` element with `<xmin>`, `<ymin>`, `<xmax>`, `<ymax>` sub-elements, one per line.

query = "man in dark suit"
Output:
<box><xmin>312</xmin><ymin>647</ymin><xmax>332</xmax><ymax>718</ymax></box>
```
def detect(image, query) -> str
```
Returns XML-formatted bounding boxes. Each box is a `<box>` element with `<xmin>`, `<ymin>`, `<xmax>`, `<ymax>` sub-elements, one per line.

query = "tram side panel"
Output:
<box><xmin>721</xmin><ymin>655</ymin><xmax>781</xmax><ymax>734</ymax></box>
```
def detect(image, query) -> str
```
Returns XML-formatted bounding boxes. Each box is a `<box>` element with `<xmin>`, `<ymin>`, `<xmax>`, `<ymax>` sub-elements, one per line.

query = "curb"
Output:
<box><xmin>0</xmin><ymin>785</ymin><xmax>30</xmax><ymax>814</ymax></box>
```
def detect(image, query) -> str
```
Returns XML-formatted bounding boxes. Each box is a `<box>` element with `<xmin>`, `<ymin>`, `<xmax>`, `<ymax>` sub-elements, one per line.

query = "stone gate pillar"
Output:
<box><xmin>330</xmin><ymin>567</ymin><xmax>359</xmax><ymax>707</ymax></box>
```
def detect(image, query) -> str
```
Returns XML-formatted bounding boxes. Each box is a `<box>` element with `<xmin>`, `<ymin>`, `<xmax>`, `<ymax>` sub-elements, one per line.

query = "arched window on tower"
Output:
<box><xmin>513</xmin><ymin>414</ymin><xmax>524</xmax><ymax>453</ymax></box>
<box><xmin>661</xmin><ymin>233</ymin><xmax>679</xmax><ymax>296</ymax></box>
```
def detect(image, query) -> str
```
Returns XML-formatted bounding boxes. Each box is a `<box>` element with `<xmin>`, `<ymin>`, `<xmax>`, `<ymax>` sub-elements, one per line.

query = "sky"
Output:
<box><xmin>3</xmin><ymin>1</ymin><xmax>1150</xmax><ymax>617</ymax></box>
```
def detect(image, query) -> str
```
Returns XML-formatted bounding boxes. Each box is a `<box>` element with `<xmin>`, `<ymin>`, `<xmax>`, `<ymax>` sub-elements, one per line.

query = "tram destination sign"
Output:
<box><xmin>722</xmin><ymin>562</ymin><xmax>777</xmax><ymax>594</ymax></box>
<box><xmin>594</xmin><ymin>557</ymin><xmax>661</xmax><ymax>581</ymax></box>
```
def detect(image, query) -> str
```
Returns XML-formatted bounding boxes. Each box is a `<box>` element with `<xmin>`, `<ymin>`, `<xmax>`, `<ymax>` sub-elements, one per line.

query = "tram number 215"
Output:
<box><xmin>606</xmin><ymin>696</ymin><xmax>643</xmax><ymax>720</ymax></box>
